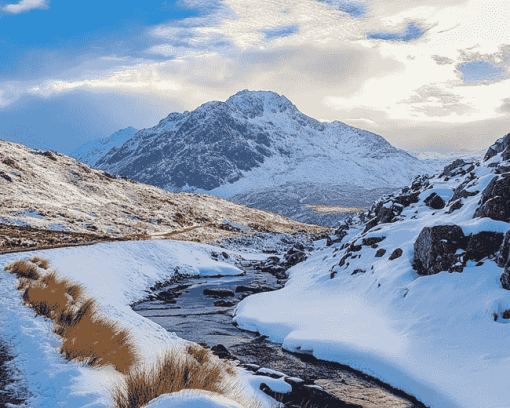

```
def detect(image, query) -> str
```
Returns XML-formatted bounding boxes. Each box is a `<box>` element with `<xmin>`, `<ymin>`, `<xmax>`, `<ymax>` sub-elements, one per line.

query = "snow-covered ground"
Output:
<box><xmin>235</xmin><ymin>151</ymin><xmax>510</xmax><ymax>408</ymax></box>
<box><xmin>0</xmin><ymin>240</ymin><xmax>282</xmax><ymax>408</ymax></box>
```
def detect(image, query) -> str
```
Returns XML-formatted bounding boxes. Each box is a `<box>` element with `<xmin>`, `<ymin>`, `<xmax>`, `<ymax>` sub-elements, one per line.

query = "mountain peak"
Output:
<box><xmin>225</xmin><ymin>90</ymin><xmax>296</xmax><ymax>117</ymax></box>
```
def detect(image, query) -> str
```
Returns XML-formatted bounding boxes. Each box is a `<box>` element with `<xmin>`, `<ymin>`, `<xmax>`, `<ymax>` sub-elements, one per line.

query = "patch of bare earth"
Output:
<box><xmin>305</xmin><ymin>204</ymin><xmax>366</xmax><ymax>214</ymax></box>
<box><xmin>0</xmin><ymin>140</ymin><xmax>328</xmax><ymax>252</ymax></box>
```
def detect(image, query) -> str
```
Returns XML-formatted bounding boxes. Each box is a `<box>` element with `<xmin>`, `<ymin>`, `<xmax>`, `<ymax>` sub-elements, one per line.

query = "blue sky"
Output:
<box><xmin>0</xmin><ymin>0</ymin><xmax>509</xmax><ymax>153</ymax></box>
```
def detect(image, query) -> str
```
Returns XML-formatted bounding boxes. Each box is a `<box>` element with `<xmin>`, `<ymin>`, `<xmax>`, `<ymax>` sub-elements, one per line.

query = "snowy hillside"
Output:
<box><xmin>87</xmin><ymin>91</ymin><xmax>434</xmax><ymax>226</ymax></box>
<box><xmin>234</xmin><ymin>133</ymin><xmax>510</xmax><ymax>408</ymax></box>
<box><xmin>0</xmin><ymin>139</ymin><xmax>325</xmax><ymax>249</ymax></box>
<box><xmin>71</xmin><ymin>126</ymin><xmax>138</xmax><ymax>166</ymax></box>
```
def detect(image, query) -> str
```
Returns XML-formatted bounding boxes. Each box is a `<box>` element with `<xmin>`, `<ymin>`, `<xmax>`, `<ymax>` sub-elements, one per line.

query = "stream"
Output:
<box><xmin>133</xmin><ymin>265</ymin><xmax>427</xmax><ymax>408</ymax></box>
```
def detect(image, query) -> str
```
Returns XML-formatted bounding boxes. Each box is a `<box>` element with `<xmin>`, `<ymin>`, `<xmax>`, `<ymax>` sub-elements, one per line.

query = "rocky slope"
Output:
<box><xmin>0</xmin><ymin>139</ymin><xmax>326</xmax><ymax>251</ymax></box>
<box><xmin>81</xmin><ymin>90</ymin><xmax>433</xmax><ymax>226</ymax></box>
<box><xmin>232</xmin><ymin>133</ymin><xmax>510</xmax><ymax>408</ymax></box>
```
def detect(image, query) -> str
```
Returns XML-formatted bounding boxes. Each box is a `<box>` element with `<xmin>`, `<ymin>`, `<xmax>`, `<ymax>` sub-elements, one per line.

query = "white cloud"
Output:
<box><xmin>3</xmin><ymin>0</ymin><xmax>49</xmax><ymax>14</ymax></box>
<box><xmin>2</xmin><ymin>0</ymin><xmax>510</xmax><ymax>151</ymax></box>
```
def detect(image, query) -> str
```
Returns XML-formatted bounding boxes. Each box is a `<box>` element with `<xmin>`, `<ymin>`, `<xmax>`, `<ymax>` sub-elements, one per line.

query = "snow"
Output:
<box><xmin>0</xmin><ymin>240</ymin><xmax>275</xmax><ymax>408</ymax></box>
<box><xmin>144</xmin><ymin>390</ymin><xmax>243</xmax><ymax>408</ymax></box>
<box><xmin>234</xmin><ymin>151</ymin><xmax>510</xmax><ymax>408</ymax></box>
<box><xmin>222</xmin><ymin>220</ymin><xmax>250</xmax><ymax>231</ymax></box>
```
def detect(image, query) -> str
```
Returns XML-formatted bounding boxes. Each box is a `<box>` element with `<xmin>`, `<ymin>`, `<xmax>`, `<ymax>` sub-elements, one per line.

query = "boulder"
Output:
<box><xmin>474</xmin><ymin>174</ymin><xmax>510</xmax><ymax>221</ymax></box>
<box><xmin>413</xmin><ymin>225</ymin><xmax>467</xmax><ymax>275</ymax></box>
<box><xmin>286</xmin><ymin>251</ymin><xmax>307</xmax><ymax>266</ymax></box>
<box><xmin>375</xmin><ymin>248</ymin><xmax>386</xmax><ymax>257</ymax></box>
<box><xmin>213</xmin><ymin>300</ymin><xmax>238</xmax><ymax>307</ymax></box>
<box><xmin>465</xmin><ymin>231</ymin><xmax>504</xmax><ymax>262</ymax></box>
<box><xmin>447</xmin><ymin>200</ymin><xmax>463</xmax><ymax>214</ymax></box>
<box><xmin>362</xmin><ymin>236</ymin><xmax>386</xmax><ymax>246</ymax></box>
<box><xmin>440</xmin><ymin>159</ymin><xmax>466</xmax><ymax>177</ymax></box>
<box><xmin>393</xmin><ymin>192</ymin><xmax>420</xmax><ymax>207</ymax></box>
<box><xmin>500</xmin><ymin>268</ymin><xmax>510</xmax><ymax>290</ymax></box>
<box><xmin>389</xmin><ymin>248</ymin><xmax>403</xmax><ymax>260</ymax></box>
<box><xmin>424</xmin><ymin>193</ymin><xmax>445</xmax><ymax>210</ymax></box>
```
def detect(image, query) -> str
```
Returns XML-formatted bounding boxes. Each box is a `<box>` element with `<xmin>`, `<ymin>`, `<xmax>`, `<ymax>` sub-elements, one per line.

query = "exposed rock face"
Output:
<box><xmin>500</xmin><ymin>269</ymin><xmax>510</xmax><ymax>290</ymax></box>
<box><xmin>474</xmin><ymin>174</ymin><xmax>510</xmax><ymax>221</ymax></box>
<box><xmin>413</xmin><ymin>225</ymin><xmax>467</xmax><ymax>275</ymax></box>
<box><xmin>362</xmin><ymin>237</ymin><xmax>386</xmax><ymax>246</ymax></box>
<box><xmin>496</xmin><ymin>230</ymin><xmax>510</xmax><ymax>268</ymax></box>
<box><xmin>424</xmin><ymin>193</ymin><xmax>445</xmax><ymax>210</ymax></box>
<box><xmin>484</xmin><ymin>133</ymin><xmax>510</xmax><ymax>161</ymax></box>
<box><xmin>465</xmin><ymin>231</ymin><xmax>504</xmax><ymax>262</ymax></box>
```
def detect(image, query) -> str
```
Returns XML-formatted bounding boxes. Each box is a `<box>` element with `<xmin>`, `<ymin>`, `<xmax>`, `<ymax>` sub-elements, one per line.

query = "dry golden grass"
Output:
<box><xmin>29</xmin><ymin>255</ymin><xmax>50</xmax><ymax>269</ymax></box>
<box><xmin>4</xmin><ymin>259</ymin><xmax>41</xmax><ymax>280</ymax></box>
<box><xmin>7</xmin><ymin>258</ymin><xmax>138</xmax><ymax>374</ymax></box>
<box><xmin>111</xmin><ymin>344</ymin><xmax>246</xmax><ymax>408</ymax></box>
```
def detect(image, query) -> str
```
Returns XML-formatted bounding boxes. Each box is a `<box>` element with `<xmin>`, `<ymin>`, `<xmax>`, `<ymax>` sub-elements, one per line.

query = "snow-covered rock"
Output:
<box><xmin>91</xmin><ymin>90</ymin><xmax>433</xmax><ymax>225</ymax></box>
<box><xmin>234</xmin><ymin>133</ymin><xmax>510</xmax><ymax>408</ymax></box>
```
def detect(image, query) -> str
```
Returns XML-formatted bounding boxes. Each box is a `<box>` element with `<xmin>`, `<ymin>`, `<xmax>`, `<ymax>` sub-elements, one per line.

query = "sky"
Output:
<box><xmin>0</xmin><ymin>0</ymin><xmax>509</xmax><ymax>154</ymax></box>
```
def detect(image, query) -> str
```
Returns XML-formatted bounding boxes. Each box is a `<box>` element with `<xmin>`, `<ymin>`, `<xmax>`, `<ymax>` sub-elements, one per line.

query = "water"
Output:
<box><xmin>133</xmin><ymin>268</ymin><xmax>426</xmax><ymax>408</ymax></box>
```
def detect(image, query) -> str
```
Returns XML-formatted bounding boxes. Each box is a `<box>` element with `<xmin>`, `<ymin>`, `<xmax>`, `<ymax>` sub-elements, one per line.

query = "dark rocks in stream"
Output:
<box><xmin>214</xmin><ymin>300</ymin><xmax>239</xmax><ymax>307</ymax></box>
<box><xmin>235</xmin><ymin>284</ymin><xmax>274</xmax><ymax>294</ymax></box>
<box><xmin>203</xmin><ymin>288</ymin><xmax>235</xmax><ymax>298</ymax></box>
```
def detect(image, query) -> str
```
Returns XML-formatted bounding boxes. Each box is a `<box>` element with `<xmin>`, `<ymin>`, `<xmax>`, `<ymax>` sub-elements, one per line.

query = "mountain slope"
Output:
<box><xmin>71</xmin><ymin>126</ymin><xmax>138</xmax><ymax>166</ymax></box>
<box><xmin>0</xmin><ymin>139</ymin><xmax>326</xmax><ymax>251</ymax></box>
<box><xmin>88</xmin><ymin>91</ymin><xmax>433</xmax><ymax>226</ymax></box>
<box><xmin>235</xmin><ymin>133</ymin><xmax>510</xmax><ymax>408</ymax></box>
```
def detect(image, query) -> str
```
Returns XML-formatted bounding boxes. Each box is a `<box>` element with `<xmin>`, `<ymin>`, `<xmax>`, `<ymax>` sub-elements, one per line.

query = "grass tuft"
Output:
<box><xmin>111</xmin><ymin>345</ymin><xmax>242</xmax><ymax>408</ymax></box>
<box><xmin>29</xmin><ymin>256</ymin><xmax>50</xmax><ymax>270</ymax></box>
<box><xmin>4</xmin><ymin>259</ymin><xmax>40</xmax><ymax>280</ymax></box>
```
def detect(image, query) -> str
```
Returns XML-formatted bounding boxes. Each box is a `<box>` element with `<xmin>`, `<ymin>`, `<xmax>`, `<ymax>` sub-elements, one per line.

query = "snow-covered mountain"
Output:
<box><xmin>84</xmin><ymin>91</ymin><xmax>433</xmax><ymax>226</ymax></box>
<box><xmin>235</xmin><ymin>133</ymin><xmax>510</xmax><ymax>408</ymax></box>
<box><xmin>71</xmin><ymin>126</ymin><xmax>138</xmax><ymax>166</ymax></box>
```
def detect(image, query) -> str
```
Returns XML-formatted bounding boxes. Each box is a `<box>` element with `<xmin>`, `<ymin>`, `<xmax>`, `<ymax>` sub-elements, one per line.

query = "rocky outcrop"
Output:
<box><xmin>424</xmin><ymin>193</ymin><xmax>445</xmax><ymax>210</ymax></box>
<box><xmin>484</xmin><ymin>133</ymin><xmax>510</xmax><ymax>161</ymax></box>
<box><xmin>465</xmin><ymin>231</ymin><xmax>504</xmax><ymax>262</ymax></box>
<box><xmin>474</xmin><ymin>174</ymin><xmax>510</xmax><ymax>221</ymax></box>
<box><xmin>413</xmin><ymin>225</ymin><xmax>467</xmax><ymax>275</ymax></box>
<box><xmin>375</xmin><ymin>248</ymin><xmax>386</xmax><ymax>258</ymax></box>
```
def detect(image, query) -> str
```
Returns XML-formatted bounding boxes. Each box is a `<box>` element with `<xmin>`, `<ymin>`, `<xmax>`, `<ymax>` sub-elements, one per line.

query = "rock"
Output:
<box><xmin>363</xmin><ymin>218</ymin><xmax>379</xmax><ymax>233</ymax></box>
<box><xmin>0</xmin><ymin>171</ymin><xmax>12</xmax><ymax>182</ymax></box>
<box><xmin>447</xmin><ymin>199</ymin><xmax>463</xmax><ymax>214</ymax></box>
<box><xmin>330</xmin><ymin>271</ymin><xmax>337</xmax><ymax>279</ymax></box>
<box><xmin>267</xmin><ymin>256</ymin><xmax>280</xmax><ymax>263</ymax></box>
<box><xmin>393</xmin><ymin>192</ymin><xmax>420</xmax><ymax>207</ymax></box>
<box><xmin>362</xmin><ymin>236</ymin><xmax>386</xmax><ymax>246</ymax></box>
<box><xmin>496</xmin><ymin>230</ymin><xmax>510</xmax><ymax>267</ymax></box>
<box><xmin>484</xmin><ymin>133</ymin><xmax>510</xmax><ymax>161</ymax></box>
<box><xmin>349</xmin><ymin>242</ymin><xmax>362</xmax><ymax>252</ymax></box>
<box><xmin>235</xmin><ymin>285</ymin><xmax>272</xmax><ymax>294</ymax></box>
<box><xmin>389</xmin><ymin>248</ymin><xmax>403</xmax><ymax>260</ymax></box>
<box><xmin>500</xmin><ymin>268</ymin><xmax>510</xmax><ymax>290</ymax></box>
<box><xmin>338</xmin><ymin>253</ymin><xmax>351</xmax><ymax>267</ymax></box>
<box><xmin>441</xmin><ymin>159</ymin><xmax>466</xmax><ymax>177</ymax></box>
<box><xmin>213</xmin><ymin>300</ymin><xmax>238</xmax><ymax>307</ymax></box>
<box><xmin>221</xmin><ymin>252</ymin><xmax>230</xmax><ymax>259</ymax></box>
<box><xmin>413</xmin><ymin>225</ymin><xmax>467</xmax><ymax>275</ymax></box>
<box><xmin>202</xmin><ymin>288</ymin><xmax>235</xmax><ymax>298</ymax></box>
<box><xmin>351</xmin><ymin>269</ymin><xmax>365</xmax><ymax>275</ymax></box>
<box><xmin>465</xmin><ymin>231</ymin><xmax>504</xmax><ymax>262</ymax></box>
<box><xmin>424</xmin><ymin>193</ymin><xmax>445</xmax><ymax>210</ymax></box>
<box><xmin>375</xmin><ymin>248</ymin><xmax>386</xmax><ymax>258</ymax></box>
<box><xmin>326</xmin><ymin>234</ymin><xmax>346</xmax><ymax>246</ymax></box>
<box><xmin>474</xmin><ymin>175</ymin><xmax>510</xmax><ymax>220</ymax></box>
<box><xmin>286</xmin><ymin>251</ymin><xmax>307</xmax><ymax>266</ymax></box>
<box><xmin>210</xmin><ymin>344</ymin><xmax>234</xmax><ymax>359</ymax></box>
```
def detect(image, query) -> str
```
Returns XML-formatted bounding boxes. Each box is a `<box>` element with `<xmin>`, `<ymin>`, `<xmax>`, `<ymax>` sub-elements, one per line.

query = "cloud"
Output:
<box><xmin>2</xmin><ymin>0</ymin><xmax>510</xmax><ymax>153</ymax></box>
<box><xmin>3</xmin><ymin>0</ymin><xmax>49</xmax><ymax>14</ymax></box>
